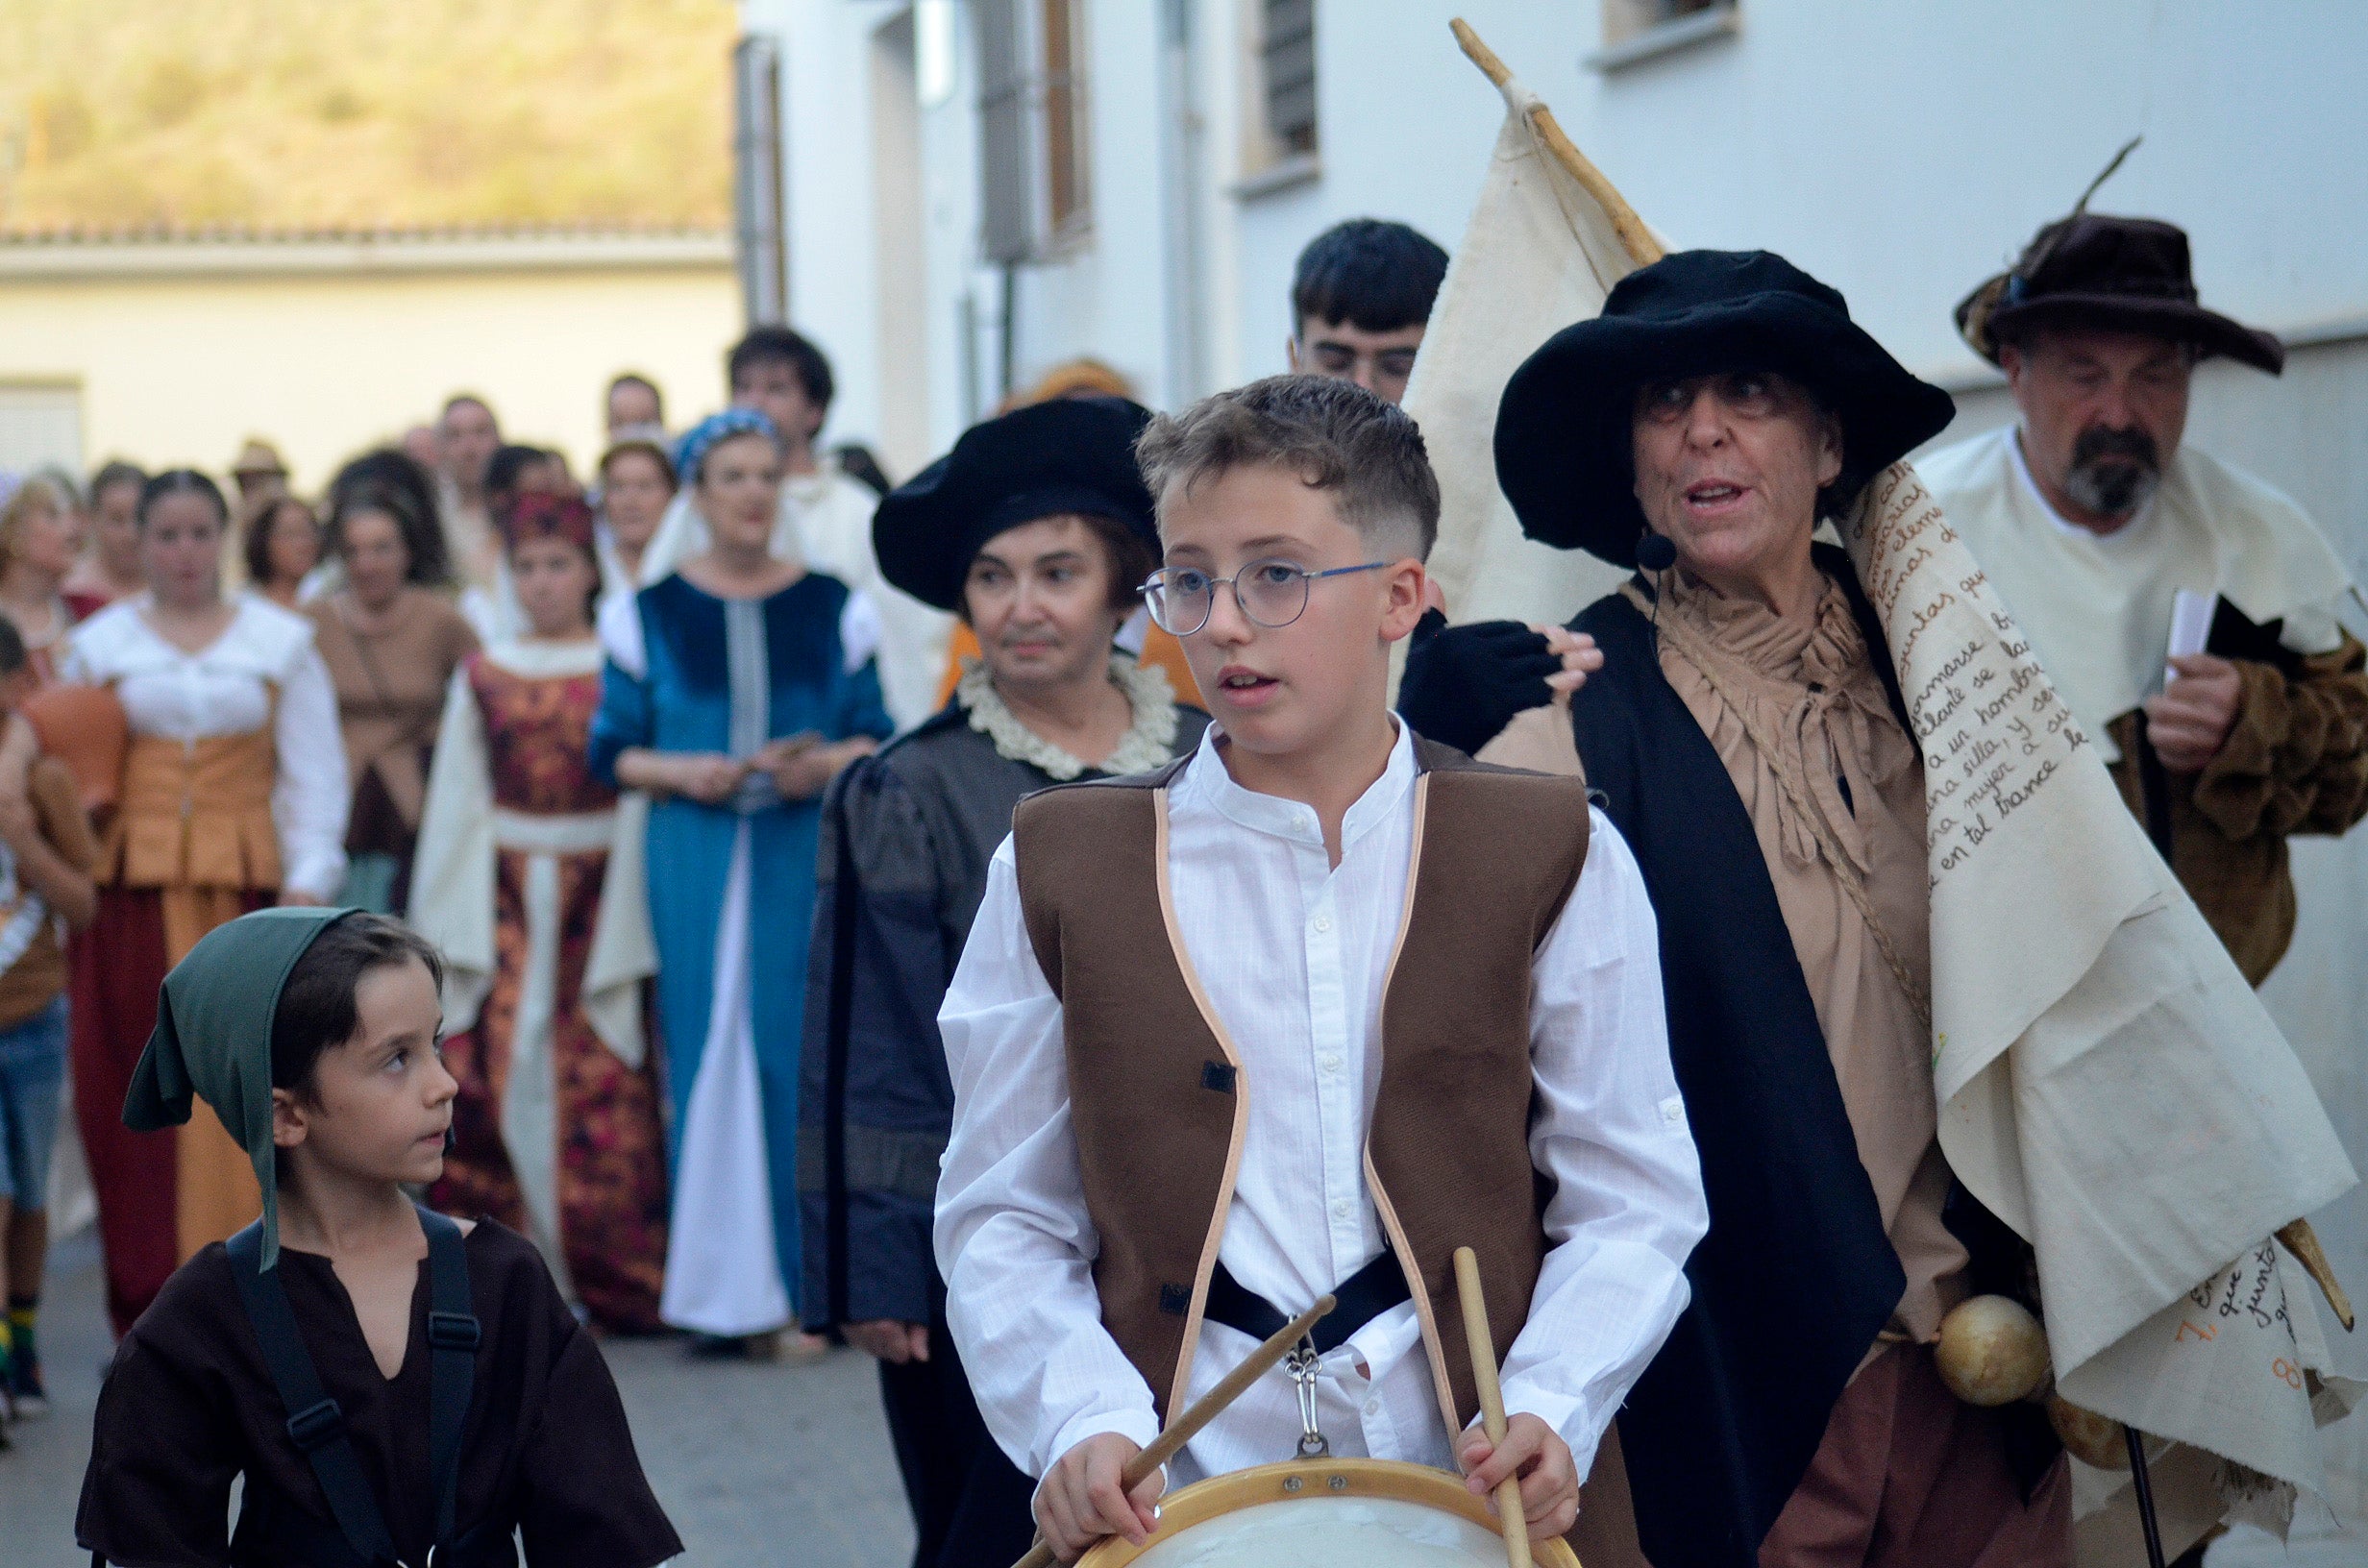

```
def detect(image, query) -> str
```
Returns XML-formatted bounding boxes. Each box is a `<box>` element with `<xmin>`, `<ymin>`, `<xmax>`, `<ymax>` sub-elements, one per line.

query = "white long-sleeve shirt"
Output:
<box><xmin>64</xmin><ymin>594</ymin><xmax>350</xmax><ymax>899</ymax></box>
<box><xmin>935</xmin><ymin>720</ymin><xmax>1708</xmax><ymax>1488</ymax></box>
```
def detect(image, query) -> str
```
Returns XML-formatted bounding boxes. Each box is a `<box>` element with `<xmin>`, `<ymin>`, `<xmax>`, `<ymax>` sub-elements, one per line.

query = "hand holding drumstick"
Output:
<box><xmin>1454</xmin><ymin>1247</ymin><xmax>1580</xmax><ymax>1555</ymax></box>
<box><xmin>1014</xmin><ymin>1293</ymin><xmax>1339</xmax><ymax>1568</ymax></box>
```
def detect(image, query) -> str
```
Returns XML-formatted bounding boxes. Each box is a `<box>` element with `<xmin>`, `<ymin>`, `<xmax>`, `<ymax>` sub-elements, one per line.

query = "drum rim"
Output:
<box><xmin>1073</xmin><ymin>1456</ymin><xmax>1581</xmax><ymax>1567</ymax></box>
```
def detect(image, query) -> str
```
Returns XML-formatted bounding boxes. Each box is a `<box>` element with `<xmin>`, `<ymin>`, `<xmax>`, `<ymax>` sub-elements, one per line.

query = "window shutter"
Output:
<box><xmin>977</xmin><ymin>0</ymin><xmax>1033</xmax><ymax>264</ymax></box>
<box><xmin>1262</xmin><ymin>0</ymin><xmax>1317</xmax><ymax>158</ymax></box>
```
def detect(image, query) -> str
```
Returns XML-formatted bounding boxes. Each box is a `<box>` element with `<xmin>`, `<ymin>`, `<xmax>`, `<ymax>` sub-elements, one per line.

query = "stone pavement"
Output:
<box><xmin>2</xmin><ymin>1229</ymin><xmax>915</xmax><ymax>1566</ymax></box>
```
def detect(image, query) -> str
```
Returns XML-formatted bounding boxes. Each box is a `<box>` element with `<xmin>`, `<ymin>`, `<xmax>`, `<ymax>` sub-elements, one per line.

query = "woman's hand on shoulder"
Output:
<box><xmin>1400</xmin><ymin>611</ymin><xmax>1597</xmax><ymax>754</ymax></box>
<box><xmin>1539</xmin><ymin>625</ymin><xmax>1603</xmax><ymax>698</ymax></box>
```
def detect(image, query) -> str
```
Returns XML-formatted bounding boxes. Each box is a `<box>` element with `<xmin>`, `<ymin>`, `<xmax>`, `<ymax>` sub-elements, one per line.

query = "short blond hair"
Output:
<box><xmin>0</xmin><ymin>474</ymin><xmax>72</xmax><ymax>576</ymax></box>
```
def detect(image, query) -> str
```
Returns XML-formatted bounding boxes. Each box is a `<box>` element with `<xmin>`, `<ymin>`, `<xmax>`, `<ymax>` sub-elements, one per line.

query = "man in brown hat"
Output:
<box><xmin>229</xmin><ymin>438</ymin><xmax>290</xmax><ymax>527</ymax></box>
<box><xmin>1917</xmin><ymin>212</ymin><xmax>2368</xmax><ymax>984</ymax></box>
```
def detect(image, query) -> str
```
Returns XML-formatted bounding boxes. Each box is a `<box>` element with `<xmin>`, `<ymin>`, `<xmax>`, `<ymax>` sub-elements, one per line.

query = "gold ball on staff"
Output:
<box><xmin>1934</xmin><ymin>1293</ymin><xmax>2051</xmax><ymax>1407</ymax></box>
<box><xmin>2047</xmin><ymin>1392</ymin><xmax>2134</xmax><ymax>1470</ymax></box>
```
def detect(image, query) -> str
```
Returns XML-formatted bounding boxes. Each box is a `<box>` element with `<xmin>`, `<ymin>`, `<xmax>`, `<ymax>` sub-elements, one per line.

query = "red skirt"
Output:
<box><xmin>72</xmin><ymin>886</ymin><xmax>265</xmax><ymax>1335</ymax></box>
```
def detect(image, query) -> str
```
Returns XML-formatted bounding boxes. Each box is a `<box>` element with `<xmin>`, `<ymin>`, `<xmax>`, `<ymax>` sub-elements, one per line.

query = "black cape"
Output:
<box><xmin>1566</xmin><ymin>548</ymin><xmax>1909</xmax><ymax>1567</ymax></box>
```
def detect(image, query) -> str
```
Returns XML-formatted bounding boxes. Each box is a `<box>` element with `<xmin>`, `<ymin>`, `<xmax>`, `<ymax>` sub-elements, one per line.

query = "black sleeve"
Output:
<box><xmin>801</xmin><ymin>756</ymin><xmax>952</xmax><ymax>1331</ymax></box>
<box><xmin>1395</xmin><ymin>608</ymin><xmax>1561</xmax><ymax>754</ymax></box>
<box><xmin>76</xmin><ymin>1329</ymin><xmax>243</xmax><ymax>1568</ymax></box>
<box><xmin>514</xmin><ymin>1325</ymin><xmax>683</xmax><ymax>1568</ymax></box>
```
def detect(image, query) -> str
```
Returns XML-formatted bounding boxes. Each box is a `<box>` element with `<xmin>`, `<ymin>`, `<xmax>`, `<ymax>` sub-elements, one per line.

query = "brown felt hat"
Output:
<box><xmin>1956</xmin><ymin>213</ymin><xmax>2283</xmax><ymax>375</ymax></box>
<box><xmin>231</xmin><ymin>437</ymin><xmax>289</xmax><ymax>477</ymax></box>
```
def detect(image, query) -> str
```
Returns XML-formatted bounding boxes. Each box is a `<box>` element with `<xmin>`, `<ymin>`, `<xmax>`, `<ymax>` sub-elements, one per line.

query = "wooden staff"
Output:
<box><xmin>1005</xmin><ymin>1291</ymin><xmax>1337</xmax><ymax>1568</ymax></box>
<box><xmin>1449</xmin><ymin>18</ymin><xmax>1665</xmax><ymax>269</ymax></box>
<box><xmin>2279</xmin><ymin>1219</ymin><xmax>2356</xmax><ymax>1332</ymax></box>
<box><xmin>1454</xmin><ymin>1246</ymin><xmax>1535</xmax><ymax>1568</ymax></box>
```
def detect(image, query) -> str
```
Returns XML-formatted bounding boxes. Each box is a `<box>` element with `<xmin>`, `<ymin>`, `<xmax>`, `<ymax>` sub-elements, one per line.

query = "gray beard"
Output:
<box><xmin>2062</xmin><ymin>457</ymin><xmax>2160</xmax><ymax>521</ymax></box>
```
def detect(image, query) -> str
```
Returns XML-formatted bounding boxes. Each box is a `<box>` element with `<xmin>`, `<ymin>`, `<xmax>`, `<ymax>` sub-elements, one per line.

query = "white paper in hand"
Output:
<box><xmin>2166</xmin><ymin>588</ymin><xmax>2217</xmax><ymax>688</ymax></box>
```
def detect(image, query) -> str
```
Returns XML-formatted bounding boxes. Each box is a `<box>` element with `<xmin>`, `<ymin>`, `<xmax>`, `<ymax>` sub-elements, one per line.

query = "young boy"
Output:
<box><xmin>1286</xmin><ymin>218</ymin><xmax>1451</xmax><ymax>406</ymax></box>
<box><xmin>934</xmin><ymin>375</ymin><xmax>1710</xmax><ymax>1560</ymax></box>
<box><xmin>635</xmin><ymin>326</ymin><xmax>952</xmax><ymax>728</ymax></box>
<box><xmin>0</xmin><ymin>618</ymin><xmax>97</xmax><ymax>1428</ymax></box>
<box><xmin>78</xmin><ymin>910</ymin><xmax>681</xmax><ymax>1568</ymax></box>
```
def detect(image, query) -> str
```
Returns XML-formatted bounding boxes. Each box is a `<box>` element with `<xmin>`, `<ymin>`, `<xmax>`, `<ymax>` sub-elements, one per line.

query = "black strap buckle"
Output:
<box><xmin>427</xmin><ymin>1311</ymin><xmax>481</xmax><ymax>1352</ymax></box>
<box><xmin>285</xmin><ymin>1397</ymin><xmax>348</xmax><ymax>1454</ymax></box>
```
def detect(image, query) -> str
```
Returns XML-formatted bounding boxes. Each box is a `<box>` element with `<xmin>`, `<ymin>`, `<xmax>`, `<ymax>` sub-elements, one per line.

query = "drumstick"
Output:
<box><xmin>1453</xmin><ymin>1247</ymin><xmax>1535</xmax><ymax>1568</ymax></box>
<box><xmin>1005</xmin><ymin>1291</ymin><xmax>1338</xmax><ymax>1568</ymax></box>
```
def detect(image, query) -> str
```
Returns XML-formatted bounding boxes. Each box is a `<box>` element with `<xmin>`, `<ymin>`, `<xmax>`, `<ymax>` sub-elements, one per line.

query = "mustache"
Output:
<box><xmin>2069</xmin><ymin>426</ymin><xmax>2159</xmax><ymax>473</ymax></box>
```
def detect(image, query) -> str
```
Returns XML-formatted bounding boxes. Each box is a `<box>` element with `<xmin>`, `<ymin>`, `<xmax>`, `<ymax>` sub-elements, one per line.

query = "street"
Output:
<box><xmin>2</xmin><ymin>1230</ymin><xmax>914</xmax><ymax>1567</ymax></box>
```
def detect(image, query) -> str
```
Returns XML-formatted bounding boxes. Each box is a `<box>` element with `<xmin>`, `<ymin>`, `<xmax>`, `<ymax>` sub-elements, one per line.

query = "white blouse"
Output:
<box><xmin>63</xmin><ymin>593</ymin><xmax>351</xmax><ymax>899</ymax></box>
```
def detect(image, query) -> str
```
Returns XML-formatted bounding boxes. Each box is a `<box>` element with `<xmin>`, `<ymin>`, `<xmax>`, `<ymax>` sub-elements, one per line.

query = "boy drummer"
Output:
<box><xmin>934</xmin><ymin>375</ymin><xmax>1710</xmax><ymax>1560</ymax></box>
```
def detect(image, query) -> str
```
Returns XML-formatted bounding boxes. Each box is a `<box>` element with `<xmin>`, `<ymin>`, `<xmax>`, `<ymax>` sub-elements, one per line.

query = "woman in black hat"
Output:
<box><xmin>1404</xmin><ymin>252</ymin><xmax>2068</xmax><ymax>1568</ymax></box>
<box><xmin>798</xmin><ymin>396</ymin><xmax>1207</xmax><ymax>1568</ymax></box>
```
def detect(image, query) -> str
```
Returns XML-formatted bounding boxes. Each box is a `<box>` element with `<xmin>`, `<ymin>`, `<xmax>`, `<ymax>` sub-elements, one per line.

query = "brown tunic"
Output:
<box><xmin>1650</xmin><ymin>570</ymin><xmax>1965</xmax><ymax>1345</ymax></box>
<box><xmin>308</xmin><ymin>588</ymin><xmax>479</xmax><ymax>869</ymax></box>
<box><xmin>78</xmin><ymin>1220</ymin><xmax>680</xmax><ymax>1568</ymax></box>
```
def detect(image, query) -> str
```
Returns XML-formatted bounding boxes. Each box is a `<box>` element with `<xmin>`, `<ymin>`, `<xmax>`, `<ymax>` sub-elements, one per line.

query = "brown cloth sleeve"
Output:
<box><xmin>512</xmin><ymin>1320</ymin><xmax>684</xmax><ymax>1568</ymax></box>
<box><xmin>76</xmin><ymin>1262</ymin><xmax>246</xmax><ymax>1567</ymax></box>
<box><xmin>2189</xmin><ymin>632</ymin><xmax>2368</xmax><ymax>841</ymax></box>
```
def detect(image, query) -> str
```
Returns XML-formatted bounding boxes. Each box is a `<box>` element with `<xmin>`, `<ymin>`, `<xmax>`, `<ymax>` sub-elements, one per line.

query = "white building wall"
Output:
<box><xmin>751</xmin><ymin>1</ymin><xmax>2368</xmax><ymax>465</ymax></box>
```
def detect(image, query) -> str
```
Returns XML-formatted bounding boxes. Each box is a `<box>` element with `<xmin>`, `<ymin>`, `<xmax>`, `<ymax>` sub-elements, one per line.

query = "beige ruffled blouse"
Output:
<box><xmin>1644</xmin><ymin>568</ymin><xmax>1967</xmax><ymax>1346</ymax></box>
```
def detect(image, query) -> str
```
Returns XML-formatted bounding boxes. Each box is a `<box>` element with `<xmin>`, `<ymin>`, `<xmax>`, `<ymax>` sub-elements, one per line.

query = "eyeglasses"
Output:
<box><xmin>1139</xmin><ymin>557</ymin><xmax>1390</xmax><ymax>637</ymax></box>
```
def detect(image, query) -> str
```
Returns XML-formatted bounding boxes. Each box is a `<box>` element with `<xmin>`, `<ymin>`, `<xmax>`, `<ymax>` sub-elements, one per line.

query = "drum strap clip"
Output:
<box><xmin>1286</xmin><ymin>1336</ymin><xmax>1330</xmax><ymax>1458</ymax></box>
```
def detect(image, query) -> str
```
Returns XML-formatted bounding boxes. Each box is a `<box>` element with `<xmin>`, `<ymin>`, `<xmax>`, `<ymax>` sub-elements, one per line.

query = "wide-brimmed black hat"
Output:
<box><xmin>874</xmin><ymin>396</ymin><xmax>1158</xmax><ymax>611</ymax></box>
<box><xmin>1956</xmin><ymin>213</ymin><xmax>2283</xmax><ymax>374</ymax></box>
<box><xmin>1494</xmin><ymin>250</ymin><xmax>1955</xmax><ymax>567</ymax></box>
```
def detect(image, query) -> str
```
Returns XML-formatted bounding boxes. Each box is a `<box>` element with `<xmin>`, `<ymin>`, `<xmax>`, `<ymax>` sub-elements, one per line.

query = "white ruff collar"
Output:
<box><xmin>957</xmin><ymin>652</ymin><xmax>1179</xmax><ymax>780</ymax></box>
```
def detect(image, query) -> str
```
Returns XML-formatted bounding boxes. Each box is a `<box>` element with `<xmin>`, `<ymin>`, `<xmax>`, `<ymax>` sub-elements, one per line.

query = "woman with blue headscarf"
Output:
<box><xmin>591</xmin><ymin>409</ymin><xmax>893</xmax><ymax>1350</ymax></box>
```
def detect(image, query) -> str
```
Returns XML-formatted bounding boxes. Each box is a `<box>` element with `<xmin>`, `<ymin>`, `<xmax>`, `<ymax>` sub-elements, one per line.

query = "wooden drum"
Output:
<box><xmin>1075</xmin><ymin>1458</ymin><xmax>1581</xmax><ymax>1568</ymax></box>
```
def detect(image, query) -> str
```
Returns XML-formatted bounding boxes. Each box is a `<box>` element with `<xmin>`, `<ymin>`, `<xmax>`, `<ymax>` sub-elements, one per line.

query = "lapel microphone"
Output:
<box><xmin>1636</xmin><ymin>530</ymin><xmax>1677</xmax><ymax>634</ymax></box>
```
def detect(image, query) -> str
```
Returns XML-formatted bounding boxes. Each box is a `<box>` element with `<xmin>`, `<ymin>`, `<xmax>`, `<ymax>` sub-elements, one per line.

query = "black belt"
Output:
<box><xmin>1202</xmin><ymin>1251</ymin><xmax>1412</xmax><ymax>1354</ymax></box>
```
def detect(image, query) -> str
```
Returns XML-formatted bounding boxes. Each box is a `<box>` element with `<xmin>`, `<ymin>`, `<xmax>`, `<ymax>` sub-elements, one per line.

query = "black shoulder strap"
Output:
<box><xmin>227</xmin><ymin>1222</ymin><xmax>403</xmax><ymax>1568</ymax></box>
<box><xmin>419</xmin><ymin>1206</ymin><xmax>481</xmax><ymax>1553</ymax></box>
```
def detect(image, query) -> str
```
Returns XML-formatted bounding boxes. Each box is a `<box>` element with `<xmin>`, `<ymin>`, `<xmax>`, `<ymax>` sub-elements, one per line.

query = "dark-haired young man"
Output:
<box><xmin>639</xmin><ymin>327</ymin><xmax>951</xmax><ymax>728</ymax></box>
<box><xmin>1286</xmin><ymin>218</ymin><xmax>1451</xmax><ymax>406</ymax></box>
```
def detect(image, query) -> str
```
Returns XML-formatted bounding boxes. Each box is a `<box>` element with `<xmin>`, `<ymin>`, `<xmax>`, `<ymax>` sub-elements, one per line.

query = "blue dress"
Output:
<box><xmin>590</xmin><ymin>571</ymin><xmax>892</xmax><ymax>1334</ymax></box>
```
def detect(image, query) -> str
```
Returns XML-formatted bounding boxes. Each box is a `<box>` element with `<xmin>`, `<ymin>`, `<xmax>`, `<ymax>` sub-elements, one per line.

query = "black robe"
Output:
<box><xmin>78</xmin><ymin>1220</ymin><xmax>680</xmax><ymax>1568</ymax></box>
<box><xmin>1566</xmin><ymin>549</ymin><xmax>1910</xmax><ymax>1567</ymax></box>
<box><xmin>798</xmin><ymin>695</ymin><xmax>1210</xmax><ymax>1568</ymax></box>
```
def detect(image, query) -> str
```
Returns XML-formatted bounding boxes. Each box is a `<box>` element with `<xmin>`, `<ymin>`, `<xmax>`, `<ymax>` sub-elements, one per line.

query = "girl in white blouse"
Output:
<box><xmin>61</xmin><ymin>469</ymin><xmax>349</xmax><ymax>1335</ymax></box>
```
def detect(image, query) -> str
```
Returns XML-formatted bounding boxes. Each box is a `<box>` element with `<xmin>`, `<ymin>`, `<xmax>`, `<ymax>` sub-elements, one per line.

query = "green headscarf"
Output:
<box><xmin>124</xmin><ymin>906</ymin><xmax>358</xmax><ymax>1270</ymax></box>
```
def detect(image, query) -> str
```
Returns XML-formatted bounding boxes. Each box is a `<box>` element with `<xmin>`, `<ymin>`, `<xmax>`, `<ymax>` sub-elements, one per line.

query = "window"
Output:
<box><xmin>0</xmin><ymin>383</ymin><xmax>84</xmax><ymax>477</ymax></box>
<box><xmin>1260</xmin><ymin>0</ymin><xmax>1316</xmax><ymax>159</ymax></box>
<box><xmin>977</xmin><ymin>0</ymin><xmax>1093</xmax><ymax>264</ymax></box>
<box><xmin>1591</xmin><ymin>0</ymin><xmax>1739</xmax><ymax>72</ymax></box>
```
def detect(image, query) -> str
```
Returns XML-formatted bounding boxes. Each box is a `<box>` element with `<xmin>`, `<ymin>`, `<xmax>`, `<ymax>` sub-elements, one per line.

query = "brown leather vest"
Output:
<box><xmin>1010</xmin><ymin>736</ymin><xmax>1590</xmax><ymax>1435</ymax></box>
<box><xmin>106</xmin><ymin>725</ymin><xmax>283</xmax><ymax>891</ymax></box>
